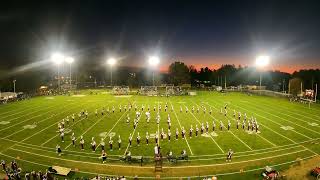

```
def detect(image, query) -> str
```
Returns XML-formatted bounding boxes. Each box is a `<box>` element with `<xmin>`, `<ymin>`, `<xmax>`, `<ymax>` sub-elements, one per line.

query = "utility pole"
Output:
<box><xmin>315</xmin><ymin>84</ymin><xmax>318</xmax><ymax>102</ymax></box>
<box><xmin>224</xmin><ymin>75</ymin><xmax>227</xmax><ymax>89</ymax></box>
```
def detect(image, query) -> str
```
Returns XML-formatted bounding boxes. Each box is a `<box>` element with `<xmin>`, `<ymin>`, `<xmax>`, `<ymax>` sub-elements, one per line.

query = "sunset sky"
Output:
<box><xmin>1</xmin><ymin>0</ymin><xmax>320</xmax><ymax>74</ymax></box>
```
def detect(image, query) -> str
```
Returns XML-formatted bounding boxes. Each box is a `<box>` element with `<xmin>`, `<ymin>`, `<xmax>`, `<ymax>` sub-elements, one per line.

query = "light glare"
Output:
<box><xmin>107</xmin><ymin>58</ymin><xmax>116</xmax><ymax>66</ymax></box>
<box><xmin>255</xmin><ymin>55</ymin><xmax>270</xmax><ymax>67</ymax></box>
<box><xmin>65</xmin><ymin>56</ymin><xmax>74</xmax><ymax>64</ymax></box>
<box><xmin>50</xmin><ymin>53</ymin><xmax>64</xmax><ymax>65</ymax></box>
<box><xmin>148</xmin><ymin>56</ymin><xmax>160</xmax><ymax>66</ymax></box>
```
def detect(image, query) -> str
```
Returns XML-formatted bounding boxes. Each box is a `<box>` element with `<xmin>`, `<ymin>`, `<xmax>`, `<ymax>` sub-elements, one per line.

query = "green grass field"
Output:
<box><xmin>0</xmin><ymin>90</ymin><xmax>319</xmax><ymax>179</ymax></box>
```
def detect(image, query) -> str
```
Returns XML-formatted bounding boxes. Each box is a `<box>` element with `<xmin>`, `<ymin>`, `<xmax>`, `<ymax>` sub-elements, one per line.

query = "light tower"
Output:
<box><xmin>148</xmin><ymin>56</ymin><xmax>160</xmax><ymax>86</ymax></box>
<box><xmin>107</xmin><ymin>57</ymin><xmax>117</xmax><ymax>86</ymax></box>
<box><xmin>65</xmin><ymin>56</ymin><xmax>74</xmax><ymax>85</ymax></box>
<box><xmin>51</xmin><ymin>52</ymin><xmax>64</xmax><ymax>90</ymax></box>
<box><xmin>255</xmin><ymin>55</ymin><xmax>270</xmax><ymax>91</ymax></box>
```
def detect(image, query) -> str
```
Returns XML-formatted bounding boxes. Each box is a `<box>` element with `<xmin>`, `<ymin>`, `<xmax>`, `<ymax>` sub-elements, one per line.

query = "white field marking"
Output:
<box><xmin>15</xmin><ymin>138</ymin><xmax>320</xmax><ymax>158</ymax></box>
<box><xmin>256</xmin><ymin>134</ymin><xmax>277</xmax><ymax>147</ymax></box>
<box><xmin>186</xmin><ymin>145</ymin><xmax>305</xmax><ymax>161</ymax></box>
<box><xmin>123</xmin><ymin>119</ymin><xmax>138</xmax><ymax>155</ymax></box>
<box><xmin>235</xmin><ymin>101</ymin><xmax>317</xmax><ymax>138</ymax></box>
<box><xmin>3</xmin><ymin>102</ymin><xmax>79</xmax><ymax>139</ymax></box>
<box><xmin>0</xmin><ymin>101</ymin><xmax>59</xmax><ymax>120</ymax></box>
<box><xmin>229</xmin><ymin>131</ymin><xmax>252</xmax><ymax>150</ymax></box>
<box><xmin>0</xmin><ymin>121</ymin><xmax>10</xmax><ymax>125</ymax></box>
<box><xmin>22</xmin><ymin>124</ymin><xmax>37</xmax><ymax>129</ymax></box>
<box><xmin>256</xmin><ymin>97</ymin><xmax>320</xmax><ymax>120</ymax></box>
<box><xmin>12</xmin><ymin>141</ymin><xmax>305</xmax><ymax>163</ymax></box>
<box><xmin>123</xmin><ymin>101</ymin><xmax>141</xmax><ymax>155</ymax></box>
<box><xmin>222</xmin><ymin>99</ymin><xmax>318</xmax><ymax>156</ymax></box>
<box><xmin>114</xmin><ymin>95</ymin><xmax>132</xmax><ymax>98</ymax></box>
<box><xmin>96</xmin><ymin>103</ymin><xmax>131</xmax><ymax>151</ymax></box>
<box><xmin>205</xmin><ymin>98</ymin><xmax>298</xmax><ymax>146</ymax></box>
<box><xmin>8</xmin><ymin>147</ymin><xmax>308</xmax><ymax>169</ymax></box>
<box><xmin>169</xmin><ymin>101</ymin><xmax>193</xmax><ymax>155</ymax></box>
<box><xmin>65</xmin><ymin>114</ymin><xmax>111</xmax><ymax>149</ymax></box>
<box><xmin>292</xmin><ymin>130</ymin><xmax>312</xmax><ymax>140</ymax></box>
<box><xmin>41</xmin><ymin>102</ymin><xmax>99</xmax><ymax>147</ymax></box>
<box><xmin>72</xmin><ymin>94</ymin><xmax>86</xmax><ymax>97</ymax></box>
<box><xmin>195</xmin><ymin>100</ymin><xmax>278</xmax><ymax>148</ymax></box>
<box><xmin>183</xmin><ymin>103</ymin><xmax>225</xmax><ymax>153</ymax></box>
<box><xmin>40</xmin><ymin>109</ymin><xmax>97</xmax><ymax>146</ymax></box>
<box><xmin>0</xmin><ymin>151</ymin><xmax>316</xmax><ymax>179</ymax></box>
<box><xmin>64</xmin><ymin>98</ymin><xmax>126</xmax><ymax>149</ymax></box>
<box><xmin>245</xmin><ymin>101</ymin><xmax>320</xmax><ymax>134</ymax></box>
<box><xmin>0</xmin><ymin>103</ymin><xmax>45</xmax><ymax>118</ymax></box>
<box><xmin>24</xmin><ymin>101</ymin><xmax>92</xmax><ymax>145</ymax></box>
<box><xmin>191</xmin><ymin>101</ymin><xmax>253</xmax><ymax>151</ymax></box>
<box><xmin>0</xmin><ymin>104</ymin><xmax>56</xmax><ymax>125</ymax></box>
<box><xmin>63</xmin><ymin>99</ymin><xmax>123</xmax><ymax>149</ymax></box>
<box><xmin>308</xmin><ymin>122</ymin><xmax>319</xmax><ymax>126</ymax></box>
<box><xmin>45</xmin><ymin>97</ymin><xmax>55</xmax><ymax>99</ymax></box>
<box><xmin>0</xmin><ymin>102</ymin><xmax>75</xmax><ymax>132</ymax></box>
<box><xmin>250</xmin><ymin>99</ymin><xmax>320</xmax><ymax>123</ymax></box>
<box><xmin>212</xmin><ymin>99</ymin><xmax>298</xmax><ymax>144</ymax></box>
<box><xmin>2</xmin><ymin>135</ymin><xmax>318</xmax><ymax>160</ymax></box>
<box><xmin>0</xmin><ymin>137</ymin><xmax>120</xmax><ymax>157</ymax></box>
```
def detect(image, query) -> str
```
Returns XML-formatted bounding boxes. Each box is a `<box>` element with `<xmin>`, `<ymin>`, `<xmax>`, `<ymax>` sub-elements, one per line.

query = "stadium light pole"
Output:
<box><xmin>65</xmin><ymin>56</ymin><xmax>74</xmax><ymax>85</ymax></box>
<box><xmin>148</xmin><ymin>56</ymin><xmax>160</xmax><ymax>86</ymax></box>
<box><xmin>255</xmin><ymin>55</ymin><xmax>270</xmax><ymax>91</ymax></box>
<box><xmin>51</xmin><ymin>52</ymin><xmax>65</xmax><ymax>91</ymax></box>
<box><xmin>13</xmin><ymin>80</ymin><xmax>16</xmax><ymax>93</ymax></box>
<box><xmin>107</xmin><ymin>57</ymin><xmax>116</xmax><ymax>86</ymax></box>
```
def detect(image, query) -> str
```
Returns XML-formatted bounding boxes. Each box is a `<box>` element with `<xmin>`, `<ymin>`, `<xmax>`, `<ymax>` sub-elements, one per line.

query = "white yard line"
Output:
<box><xmin>220</xmin><ymin>99</ymin><xmax>318</xmax><ymax>156</ymax></box>
<box><xmin>244</xmin><ymin>101</ymin><xmax>320</xmax><ymax>135</ymax></box>
<box><xmin>256</xmin><ymin>134</ymin><xmax>277</xmax><ymax>147</ymax></box>
<box><xmin>12</xmin><ymin>140</ymin><xmax>305</xmax><ymax>162</ymax></box>
<box><xmin>65</xmin><ymin>114</ymin><xmax>110</xmax><ymax>149</ymax></box>
<box><xmin>123</xmin><ymin>101</ymin><xmax>140</xmax><ymax>155</ymax></box>
<box><xmin>192</xmin><ymin>101</ymin><xmax>253</xmax><ymax>151</ymax></box>
<box><xmin>183</xmin><ymin>103</ymin><xmax>225</xmax><ymax>153</ymax></box>
<box><xmin>0</xmin><ymin>103</ymin><xmax>67</xmax><ymax>132</ymax></box>
<box><xmin>250</xmin><ymin>99</ymin><xmax>320</xmax><ymax>123</ymax></box>
<box><xmin>169</xmin><ymin>100</ymin><xmax>193</xmax><ymax>155</ymax></box>
<box><xmin>194</xmin><ymin>100</ymin><xmax>278</xmax><ymax>148</ymax></box>
<box><xmin>3</xmin><ymin>102</ymin><xmax>79</xmax><ymax>139</ymax></box>
<box><xmin>2</xmin><ymin>136</ymin><xmax>318</xmax><ymax>158</ymax></box>
<box><xmin>7</xmin><ymin>147</ymin><xmax>308</xmax><ymax>168</ymax></box>
<box><xmin>232</xmin><ymin>101</ymin><xmax>316</xmax><ymax>139</ymax></box>
<box><xmin>0</xmin><ymin>104</ymin><xmax>46</xmax><ymax>120</ymax></box>
<box><xmin>97</xmin><ymin>102</ymin><xmax>132</xmax><ymax>151</ymax></box>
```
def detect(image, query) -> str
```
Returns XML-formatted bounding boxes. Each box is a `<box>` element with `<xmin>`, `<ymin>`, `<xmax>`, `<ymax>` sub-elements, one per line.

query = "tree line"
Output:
<box><xmin>0</xmin><ymin>61</ymin><xmax>319</xmax><ymax>96</ymax></box>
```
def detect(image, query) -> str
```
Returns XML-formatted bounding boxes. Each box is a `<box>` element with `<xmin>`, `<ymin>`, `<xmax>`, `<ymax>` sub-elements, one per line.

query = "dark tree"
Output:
<box><xmin>168</xmin><ymin>62</ymin><xmax>190</xmax><ymax>85</ymax></box>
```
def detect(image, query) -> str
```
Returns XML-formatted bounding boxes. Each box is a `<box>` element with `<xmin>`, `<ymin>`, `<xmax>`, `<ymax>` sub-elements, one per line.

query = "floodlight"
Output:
<box><xmin>255</xmin><ymin>55</ymin><xmax>270</xmax><ymax>67</ymax></box>
<box><xmin>65</xmin><ymin>56</ymin><xmax>74</xmax><ymax>64</ymax></box>
<box><xmin>50</xmin><ymin>53</ymin><xmax>64</xmax><ymax>65</ymax></box>
<box><xmin>107</xmin><ymin>57</ymin><xmax>116</xmax><ymax>66</ymax></box>
<box><xmin>148</xmin><ymin>56</ymin><xmax>160</xmax><ymax>66</ymax></box>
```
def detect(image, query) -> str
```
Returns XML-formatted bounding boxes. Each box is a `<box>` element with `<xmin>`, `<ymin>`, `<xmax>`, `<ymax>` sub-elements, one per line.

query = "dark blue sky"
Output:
<box><xmin>1</xmin><ymin>0</ymin><xmax>320</xmax><ymax>72</ymax></box>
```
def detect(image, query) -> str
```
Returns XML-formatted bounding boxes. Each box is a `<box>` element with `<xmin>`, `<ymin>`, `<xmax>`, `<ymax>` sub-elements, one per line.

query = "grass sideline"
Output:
<box><xmin>0</xmin><ymin>90</ymin><xmax>319</xmax><ymax>179</ymax></box>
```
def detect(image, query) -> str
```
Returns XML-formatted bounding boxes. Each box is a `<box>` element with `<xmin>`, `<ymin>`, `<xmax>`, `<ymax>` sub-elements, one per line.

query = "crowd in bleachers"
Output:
<box><xmin>1</xmin><ymin>159</ymin><xmax>131</xmax><ymax>180</ymax></box>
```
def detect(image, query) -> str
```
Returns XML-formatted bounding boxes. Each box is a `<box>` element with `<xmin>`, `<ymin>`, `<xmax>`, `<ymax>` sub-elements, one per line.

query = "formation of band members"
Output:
<box><xmin>55</xmin><ymin>102</ymin><xmax>259</xmax><ymax>156</ymax></box>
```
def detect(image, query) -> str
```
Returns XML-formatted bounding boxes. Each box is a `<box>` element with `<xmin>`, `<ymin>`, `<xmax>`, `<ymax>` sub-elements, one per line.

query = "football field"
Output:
<box><xmin>0</xmin><ymin>91</ymin><xmax>319</xmax><ymax>179</ymax></box>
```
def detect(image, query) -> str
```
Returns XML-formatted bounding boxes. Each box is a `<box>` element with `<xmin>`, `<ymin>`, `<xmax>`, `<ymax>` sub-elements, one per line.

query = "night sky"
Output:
<box><xmin>1</xmin><ymin>0</ymin><xmax>320</xmax><ymax>73</ymax></box>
